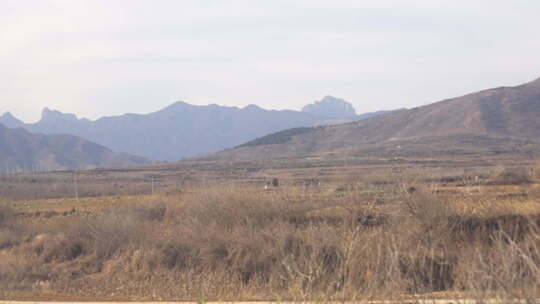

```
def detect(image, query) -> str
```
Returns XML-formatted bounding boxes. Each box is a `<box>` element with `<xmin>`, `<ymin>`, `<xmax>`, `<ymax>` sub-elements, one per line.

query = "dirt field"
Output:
<box><xmin>0</xmin><ymin>299</ymin><xmax>528</xmax><ymax>304</ymax></box>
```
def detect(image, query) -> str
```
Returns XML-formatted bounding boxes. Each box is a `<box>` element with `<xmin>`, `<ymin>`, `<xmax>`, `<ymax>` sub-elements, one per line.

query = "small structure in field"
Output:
<box><xmin>407</xmin><ymin>186</ymin><xmax>417</xmax><ymax>194</ymax></box>
<box><xmin>304</xmin><ymin>178</ymin><xmax>321</xmax><ymax>188</ymax></box>
<box><xmin>264</xmin><ymin>178</ymin><xmax>280</xmax><ymax>190</ymax></box>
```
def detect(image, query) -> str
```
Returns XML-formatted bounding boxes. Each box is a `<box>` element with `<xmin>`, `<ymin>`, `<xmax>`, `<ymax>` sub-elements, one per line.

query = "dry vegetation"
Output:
<box><xmin>2</xmin><ymin>162</ymin><xmax>540</xmax><ymax>301</ymax></box>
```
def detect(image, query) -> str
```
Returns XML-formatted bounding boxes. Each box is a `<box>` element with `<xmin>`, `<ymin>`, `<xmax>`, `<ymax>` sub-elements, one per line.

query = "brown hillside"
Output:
<box><xmin>0</xmin><ymin>124</ymin><xmax>148</xmax><ymax>172</ymax></box>
<box><xmin>209</xmin><ymin>77</ymin><xmax>540</xmax><ymax>160</ymax></box>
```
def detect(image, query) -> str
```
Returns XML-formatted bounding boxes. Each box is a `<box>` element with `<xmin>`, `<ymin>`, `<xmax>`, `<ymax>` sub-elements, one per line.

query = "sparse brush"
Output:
<box><xmin>4</xmin><ymin>167</ymin><xmax>540</xmax><ymax>300</ymax></box>
<box><xmin>0</xmin><ymin>203</ymin><xmax>13</xmax><ymax>227</ymax></box>
<box><xmin>489</xmin><ymin>167</ymin><xmax>533</xmax><ymax>185</ymax></box>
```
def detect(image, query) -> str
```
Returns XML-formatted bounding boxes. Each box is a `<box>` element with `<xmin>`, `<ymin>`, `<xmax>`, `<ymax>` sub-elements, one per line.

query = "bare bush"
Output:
<box><xmin>0</xmin><ymin>204</ymin><xmax>22</xmax><ymax>250</ymax></box>
<box><xmin>0</xmin><ymin>204</ymin><xmax>13</xmax><ymax>227</ymax></box>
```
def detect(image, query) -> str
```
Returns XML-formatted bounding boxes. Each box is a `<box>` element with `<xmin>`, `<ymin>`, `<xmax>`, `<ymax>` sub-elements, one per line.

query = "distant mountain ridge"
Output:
<box><xmin>207</xmin><ymin>77</ymin><xmax>540</xmax><ymax>161</ymax></box>
<box><xmin>0</xmin><ymin>112</ymin><xmax>24</xmax><ymax>128</ymax></box>
<box><xmin>0</xmin><ymin>123</ymin><xmax>148</xmax><ymax>172</ymax></box>
<box><xmin>1</xmin><ymin>98</ymin><xmax>395</xmax><ymax>161</ymax></box>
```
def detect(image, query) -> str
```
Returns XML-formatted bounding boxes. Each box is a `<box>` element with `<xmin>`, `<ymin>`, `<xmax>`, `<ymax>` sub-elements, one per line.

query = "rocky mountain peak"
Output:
<box><xmin>302</xmin><ymin>96</ymin><xmax>357</xmax><ymax>118</ymax></box>
<box><xmin>40</xmin><ymin>107</ymin><xmax>78</xmax><ymax>122</ymax></box>
<box><xmin>0</xmin><ymin>112</ymin><xmax>24</xmax><ymax>128</ymax></box>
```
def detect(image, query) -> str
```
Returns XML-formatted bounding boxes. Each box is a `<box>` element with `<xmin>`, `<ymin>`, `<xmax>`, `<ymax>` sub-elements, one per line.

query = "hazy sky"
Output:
<box><xmin>2</xmin><ymin>0</ymin><xmax>540</xmax><ymax>122</ymax></box>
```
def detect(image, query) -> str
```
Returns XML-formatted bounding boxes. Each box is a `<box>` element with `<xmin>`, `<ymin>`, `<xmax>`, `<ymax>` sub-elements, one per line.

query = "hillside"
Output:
<box><xmin>1</xmin><ymin>99</ymin><xmax>393</xmax><ymax>161</ymax></box>
<box><xmin>208</xmin><ymin>77</ymin><xmax>540</xmax><ymax>161</ymax></box>
<box><xmin>0</xmin><ymin>124</ymin><xmax>148</xmax><ymax>172</ymax></box>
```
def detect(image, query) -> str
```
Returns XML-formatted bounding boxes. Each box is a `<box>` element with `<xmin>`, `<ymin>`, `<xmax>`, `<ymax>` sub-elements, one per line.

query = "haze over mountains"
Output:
<box><xmin>0</xmin><ymin>123</ymin><xmax>148</xmax><ymax>172</ymax></box>
<box><xmin>210</xmin><ymin>77</ymin><xmax>540</xmax><ymax>161</ymax></box>
<box><xmin>1</xmin><ymin>97</ymin><xmax>386</xmax><ymax>161</ymax></box>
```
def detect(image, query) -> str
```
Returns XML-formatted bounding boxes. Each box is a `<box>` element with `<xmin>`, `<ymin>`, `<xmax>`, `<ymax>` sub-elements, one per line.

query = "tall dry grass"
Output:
<box><xmin>2</xmin><ymin>175</ymin><xmax>540</xmax><ymax>301</ymax></box>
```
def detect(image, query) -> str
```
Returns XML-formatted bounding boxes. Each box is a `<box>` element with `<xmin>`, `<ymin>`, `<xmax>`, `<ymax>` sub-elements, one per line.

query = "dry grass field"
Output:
<box><xmin>2</xmin><ymin>155</ymin><xmax>540</xmax><ymax>301</ymax></box>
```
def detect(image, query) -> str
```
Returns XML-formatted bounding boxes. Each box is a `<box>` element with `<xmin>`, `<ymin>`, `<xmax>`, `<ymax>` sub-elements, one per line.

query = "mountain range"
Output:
<box><xmin>207</xmin><ymin>77</ymin><xmax>540</xmax><ymax>161</ymax></box>
<box><xmin>0</xmin><ymin>123</ymin><xmax>148</xmax><ymax>172</ymax></box>
<box><xmin>5</xmin><ymin>75</ymin><xmax>538</xmax><ymax>171</ymax></box>
<box><xmin>1</xmin><ymin>97</ymin><xmax>389</xmax><ymax>161</ymax></box>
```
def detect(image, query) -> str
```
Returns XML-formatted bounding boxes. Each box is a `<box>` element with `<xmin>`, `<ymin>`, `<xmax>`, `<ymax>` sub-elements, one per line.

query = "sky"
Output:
<box><xmin>2</xmin><ymin>0</ymin><xmax>540</xmax><ymax>122</ymax></box>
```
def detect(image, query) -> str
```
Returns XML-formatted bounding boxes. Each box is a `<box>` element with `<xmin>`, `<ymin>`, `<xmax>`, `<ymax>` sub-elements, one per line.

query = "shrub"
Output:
<box><xmin>399</xmin><ymin>186</ymin><xmax>450</xmax><ymax>225</ymax></box>
<box><xmin>490</xmin><ymin>167</ymin><xmax>533</xmax><ymax>185</ymax></box>
<box><xmin>0</xmin><ymin>204</ymin><xmax>13</xmax><ymax>227</ymax></box>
